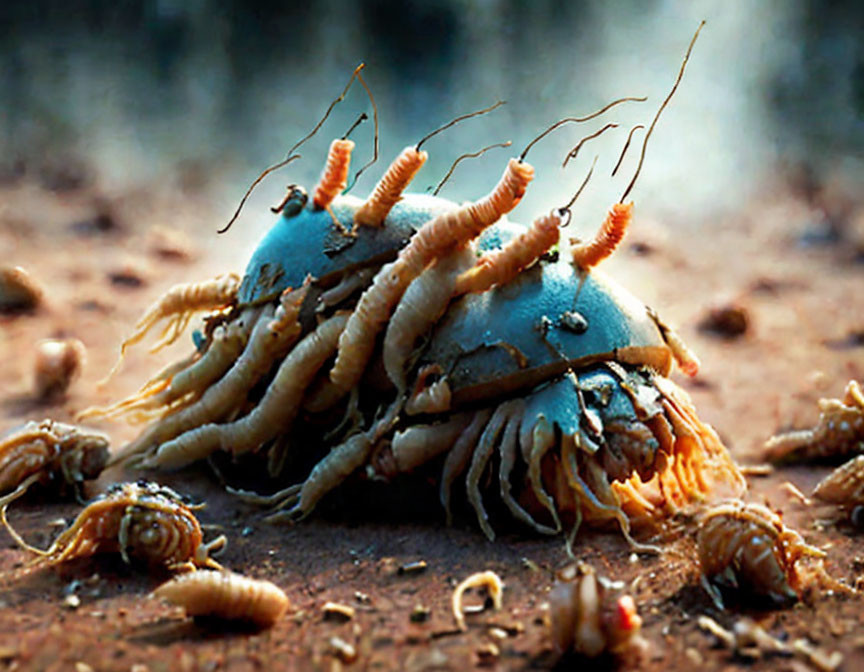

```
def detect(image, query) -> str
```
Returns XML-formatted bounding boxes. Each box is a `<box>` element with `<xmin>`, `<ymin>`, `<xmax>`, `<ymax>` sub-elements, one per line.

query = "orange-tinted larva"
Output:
<box><xmin>353</xmin><ymin>146</ymin><xmax>427</xmax><ymax>227</ymax></box>
<box><xmin>571</xmin><ymin>202</ymin><xmax>632</xmax><ymax>271</ymax></box>
<box><xmin>312</xmin><ymin>138</ymin><xmax>354</xmax><ymax>210</ymax></box>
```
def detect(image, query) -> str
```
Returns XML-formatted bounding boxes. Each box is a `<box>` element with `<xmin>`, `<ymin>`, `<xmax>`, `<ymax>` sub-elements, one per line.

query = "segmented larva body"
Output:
<box><xmin>453</xmin><ymin>210</ymin><xmax>561</xmax><ymax>295</ymax></box>
<box><xmin>697</xmin><ymin>501</ymin><xmax>825</xmax><ymax>608</ymax></box>
<box><xmin>354</xmin><ymin>146</ymin><xmax>428</xmax><ymax>227</ymax></box>
<box><xmin>153</xmin><ymin>570</ymin><xmax>290</xmax><ymax>627</ymax></box>
<box><xmin>2</xmin><ymin>481</ymin><xmax>224</xmax><ymax>571</ymax></box>
<box><xmin>383</xmin><ymin>246</ymin><xmax>475</xmax><ymax>392</ymax></box>
<box><xmin>765</xmin><ymin>380</ymin><xmax>864</xmax><ymax>463</ymax></box>
<box><xmin>548</xmin><ymin>564</ymin><xmax>644</xmax><ymax>659</ymax></box>
<box><xmin>0</xmin><ymin>420</ymin><xmax>109</xmax><ymax>495</ymax></box>
<box><xmin>313</xmin><ymin>139</ymin><xmax>354</xmax><ymax>210</ymax></box>
<box><xmin>116</xmin><ymin>287</ymin><xmax>310</xmax><ymax>465</ymax></box>
<box><xmin>118</xmin><ymin>273</ymin><xmax>240</xmax><ymax>356</ymax></box>
<box><xmin>328</xmin><ymin>158</ymin><xmax>534</xmax><ymax>397</ymax></box>
<box><xmin>451</xmin><ymin>570</ymin><xmax>503</xmax><ymax>631</ymax></box>
<box><xmin>813</xmin><ymin>454</ymin><xmax>864</xmax><ymax>506</ymax></box>
<box><xmin>146</xmin><ymin>311</ymin><xmax>349</xmax><ymax>469</ymax></box>
<box><xmin>571</xmin><ymin>202</ymin><xmax>632</xmax><ymax>271</ymax></box>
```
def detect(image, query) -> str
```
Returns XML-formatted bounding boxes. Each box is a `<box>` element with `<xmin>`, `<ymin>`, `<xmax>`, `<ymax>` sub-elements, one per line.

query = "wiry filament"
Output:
<box><xmin>612</xmin><ymin>125</ymin><xmax>644</xmax><ymax>177</ymax></box>
<box><xmin>562</xmin><ymin>123</ymin><xmax>618</xmax><ymax>168</ymax></box>
<box><xmin>433</xmin><ymin>141</ymin><xmax>512</xmax><ymax>196</ymax></box>
<box><xmin>621</xmin><ymin>21</ymin><xmax>705</xmax><ymax>202</ymax></box>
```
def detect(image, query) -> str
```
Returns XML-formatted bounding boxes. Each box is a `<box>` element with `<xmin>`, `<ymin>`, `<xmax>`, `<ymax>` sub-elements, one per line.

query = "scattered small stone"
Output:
<box><xmin>329</xmin><ymin>637</ymin><xmax>357</xmax><ymax>664</ymax></box>
<box><xmin>487</xmin><ymin>627</ymin><xmax>508</xmax><ymax>640</ymax></box>
<box><xmin>398</xmin><ymin>560</ymin><xmax>428</xmax><ymax>576</ymax></box>
<box><xmin>63</xmin><ymin>594</ymin><xmax>81</xmax><ymax>610</ymax></box>
<box><xmin>684</xmin><ymin>647</ymin><xmax>703</xmax><ymax>665</ymax></box>
<box><xmin>130</xmin><ymin>664</ymin><xmax>150</xmax><ymax>672</ymax></box>
<box><xmin>74</xmin><ymin>663</ymin><xmax>93</xmax><ymax>672</ymax></box>
<box><xmin>354</xmin><ymin>591</ymin><xmax>371</xmax><ymax>605</ymax></box>
<box><xmin>107</xmin><ymin>265</ymin><xmax>147</xmax><ymax>288</ymax></box>
<box><xmin>147</xmin><ymin>226</ymin><xmax>194</xmax><ymax>263</ymax></box>
<box><xmin>697</xmin><ymin>302</ymin><xmax>750</xmax><ymax>338</ymax></box>
<box><xmin>0</xmin><ymin>266</ymin><xmax>43</xmax><ymax>313</ymax></box>
<box><xmin>475</xmin><ymin>642</ymin><xmax>499</xmax><ymax>667</ymax></box>
<box><xmin>241</xmin><ymin>526</ymin><xmax>254</xmax><ymax>537</ymax></box>
<box><xmin>521</xmin><ymin>558</ymin><xmax>540</xmax><ymax>572</ymax></box>
<box><xmin>323</xmin><ymin>602</ymin><xmax>355</xmax><ymax>622</ymax></box>
<box><xmin>34</xmin><ymin>338</ymin><xmax>86</xmax><ymax>399</ymax></box>
<box><xmin>410</xmin><ymin>605</ymin><xmax>431</xmax><ymax>623</ymax></box>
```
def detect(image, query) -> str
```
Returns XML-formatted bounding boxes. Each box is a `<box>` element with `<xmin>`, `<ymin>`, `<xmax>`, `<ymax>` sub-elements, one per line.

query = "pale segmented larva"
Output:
<box><xmin>453</xmin><ymin>210</ymin><xmax>561</xmax><ymax>295</ymax></box>
<box><xmin>571</xmin><ymin>202</ymin><xmax>632</xmax><ymax>271</ymax></box>
<box><xmin>327</xmin><ymin>158</ymin><xmax>534</xmax><ymax>400</ymax></box>
<box><xmin>153</xmin><ymin>570</ymin><xmax>290</xmax><ymax>628</ymax></box>
<box><xmin>312</xmin><ymin>139</ymin><xmax>354</xmax><ymax>210</ymax></box>
<box><xmin>353</xmin><ymin>146</ymin><xmax>427</xmax><ymax>227</ymax></box>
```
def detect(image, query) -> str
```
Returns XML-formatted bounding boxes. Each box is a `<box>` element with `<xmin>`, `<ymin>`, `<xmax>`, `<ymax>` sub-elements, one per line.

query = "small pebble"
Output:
<box><xmin>398</xmin><ymin>560</ymin><xmax>428</xmax><ymax>575</ymax></box>
<box><xmin>0</xmin><ymin>266</ymin><xmax>43</xmax><ymax>313</ymax></box>
<box><xmin>410</xmin><ymin>605</ymin><xmax>431</xmax><ymax>623</ymax></box>
<box><xmin>329</xmin><ymin>637</ymin><xmax>357</xmax><ymax>664</ymax></box>
<box><xmin>34</xmin><ymin>338</ymin><xmax>86</xmax><ymax>399</ymax></box>
<box><xmin>698</xmin><ymin>302</ymin><xmax>750</xmax><ymax>338</ymax></box>
<box><xmin>63</xmin><ymin>594</ymin><xmax>81</xmax><ymax>610</ymax></box>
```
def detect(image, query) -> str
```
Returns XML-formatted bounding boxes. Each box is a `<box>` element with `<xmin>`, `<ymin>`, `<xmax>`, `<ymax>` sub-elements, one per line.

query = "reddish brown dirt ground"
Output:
<box><xmin>1</xmin><ymin>175</ymin><xmax>863</xmax><ymax>671</ymax></box>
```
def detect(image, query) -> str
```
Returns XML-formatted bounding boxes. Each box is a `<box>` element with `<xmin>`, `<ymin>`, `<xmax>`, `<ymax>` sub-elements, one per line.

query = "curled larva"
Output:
<box><xmin>571</xmin><ymin>202</ymin><xmax>632</xmax><ymax>271</ymax></box>
<box><xmin>548</xmin><ymin>563</ymin><xmax>644</xmax><ymax>659</ymax></box>
<box><xmin>354</xmin><ymin>146</ymin><xmax>427</xmax><ymax>227</ymax></box>
<box><xmin>451</xmin><ymin>570</ymin><xmax>503</xmax><ymax>631</ymax></box>
<box><xmin>313</xmin><ymin>139</ymin><xmax>354</xmax><ymax>210</ymax></box>
<box><xmin>153</xmin><ymin>570</ymin><xmax>290</xmax><ymax>627</ymax></box>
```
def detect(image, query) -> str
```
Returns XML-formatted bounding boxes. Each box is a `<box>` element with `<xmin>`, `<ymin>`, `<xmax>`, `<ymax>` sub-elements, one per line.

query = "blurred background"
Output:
<box><xmin>1</xmin><ymin>0</ymin><xmax>862</xmax><ymax>248</ymax></box>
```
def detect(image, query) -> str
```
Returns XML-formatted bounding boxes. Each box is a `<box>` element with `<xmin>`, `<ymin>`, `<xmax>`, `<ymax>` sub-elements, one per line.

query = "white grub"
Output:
<box><xmin>322</xmin><ymin>601</ymin><xmax>355</xmax><ymax>622</ymax></box>
<box><xmin>451</xmin><ymin>570</ymin><xmax>503</xmax><ymax>631</ymax></box>
<box><xmin>697</xmin><ymin>615</ymin><xmax>843</xmax><ymax>672</ymax></box>
<box><xmin>548</xmin><ymin>563</ymin><xmax>644</xmax><ymax>659</ymax></box>
<box><xmin>153</xmin><ymin>570</ymin><xmax>289</xmax><ymax>628</ymax></box>
<box><xmin>34</xmin><ymin>338</ymin><xmax>86</xmax><ymax>399</ymax></box>
<box><xmin>0</xmin><ymin>266</ymin><xmax>43</xmax><ymax>312</ymax></box>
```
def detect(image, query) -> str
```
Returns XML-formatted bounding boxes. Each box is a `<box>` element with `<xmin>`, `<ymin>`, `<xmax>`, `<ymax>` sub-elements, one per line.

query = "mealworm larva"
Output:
<box><xmin>765</xmin><ymin>380</ymin><xmax>864</xmax><ymax>463</ymax></box>
<box><xmin>696</xmin><ymin>501</ymin><xmax>828</xmax><ymax>608</ymax></box>
<box><xmin>33</xmin><ymin>338</ymin><xmax>86</xmax><ymax>399</ymax></box>
<box><xmin>0</xmin><ymin>420</ymin><xmax>109</xmax><ymax>499</ymax></box>
<box><xmin>571</xmin><ymin>202</ymin><xmax>632</xmax><ymax>271</ymax></box>
<box><xmin>451</xmin><ymin>570</ymin><xmax>503</xmax><ymax>631</ymax></box>
<box><xmin>113</xmin><ymin>273</ymin><xmax>240</xmax><ymax>364</ymax></box>
<box><xmin>313</xmin><ymin>139</ymin><xmax>355</xmax><ymax>210</ymax></box>
<box><xmin>328</xmin><ymin>158</ymin><xmax>534</xmax><ymax>399</ymax></box>
<box><xmin>146</xmin><ymin>311</ymin><xmax>349</xmax><ymax>468</ymax></box>
<box><xmin>353</xmin><ymin>146</ymin><xmax>427</xmax><ymax>227</ymax></box>
<box><xmin>548</xmin><ymin>563</ymin><xmax>644</xmax><ymax>659</ymax></box>
<box><xmin>153</xmin><ymin>570</ymin><xmax>290</xmax><ymax>627</ymax></box>
<box><xmin>453</xmin><ymin>211</ymin><xmax>561</xmax><ymax>295</ymax></box>
<box><xmin>383</xmin><ymin>247</ymin><xmax>475</xmax><ymax>392</ymax></box>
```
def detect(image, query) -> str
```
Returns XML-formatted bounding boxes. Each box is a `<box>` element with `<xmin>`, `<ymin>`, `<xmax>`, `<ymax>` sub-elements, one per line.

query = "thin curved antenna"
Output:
<box><xmin>343</xmin><ymin>68</ymin><xmax>379</xmax><ymax>193</ymax></box>
<box><xmin>342</xmin><ymin>112</ymin><xmax>368</xmax><ymax>140</ymax></box>
<box><xmin>220</xmin><ymin>63</ymin><xmax>368</xmax><ymax>234</ymax></box>
<box><xmin>416</xmin><ymin>100</ymin><xmax>506</xmax><ymax>151</ymax></box>
<box><xmin>611</xmin><ymin>124</ymin><xmax>644</xmax><ymax>177</ymax></box>
<box><xmin>620</xmin><ymin>21</ymin><xmax>705</xmax><ymax>202</ymax></box>
<box><xmin>562</xmin><ymin>123</ymin><xmax>618</xmax><ymax>168</ymax></box>
<box><xmin>558</xmin><ymin>155</ymin><xmax>598</xmax><ymax>220</ymax></box>
<box><xmin>519</xmin><ymin>97</ymin><xmax>646</xmax><ymax>162</ymax></box>
<box><xmin>432</xmin><ymin>141</ymin><xmax>512</xmax><ymax>196</ymax></box>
